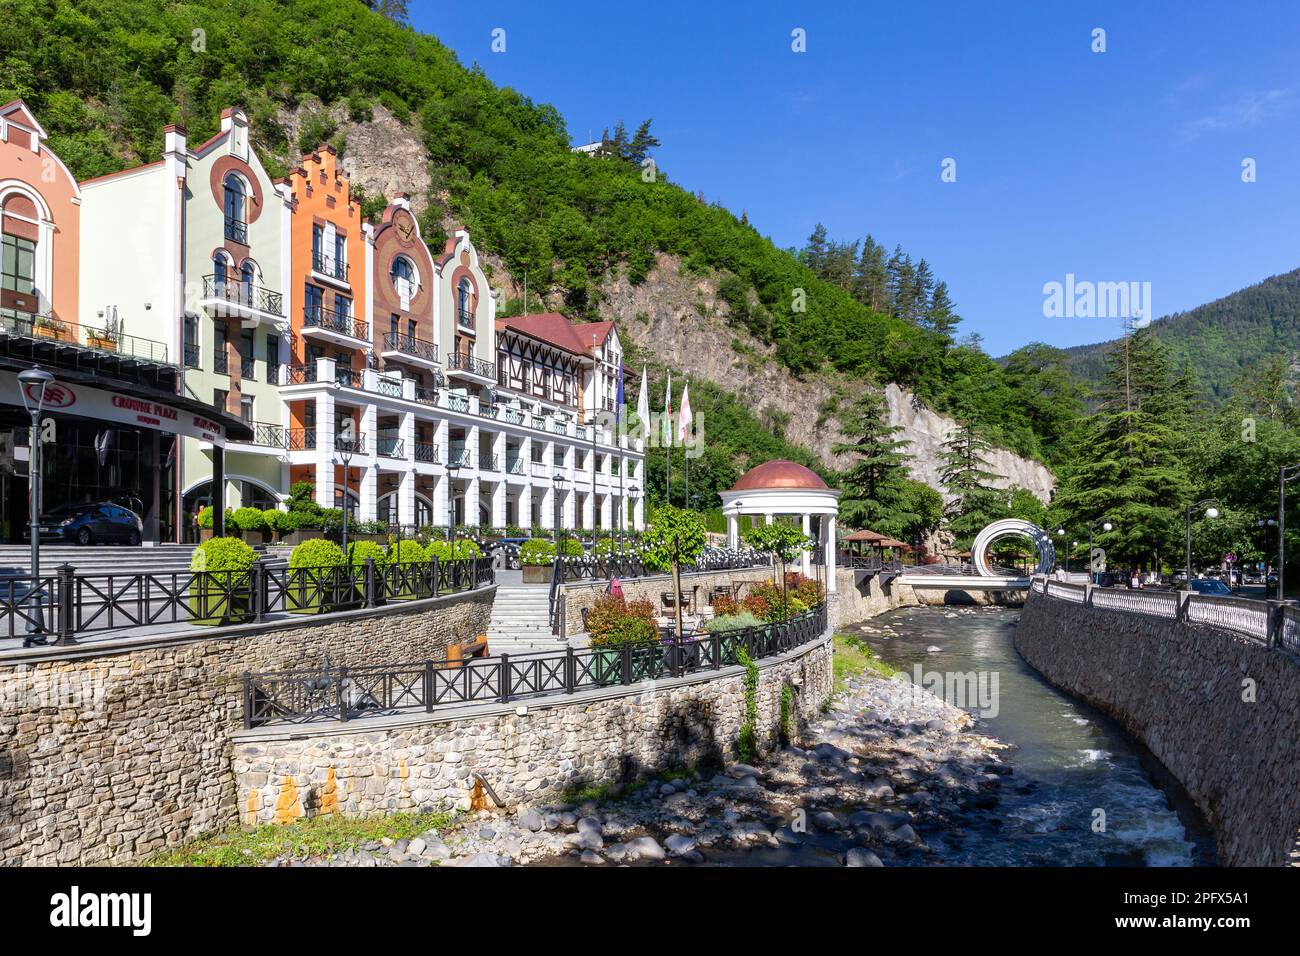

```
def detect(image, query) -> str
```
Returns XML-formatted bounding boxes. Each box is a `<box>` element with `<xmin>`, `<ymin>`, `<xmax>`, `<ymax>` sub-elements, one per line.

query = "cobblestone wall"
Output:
<box><xmin>232</xmin><ymin>632</ymin><xmax>834</xmax><ymax>824</ymax></box>
<box><xmin>560</xmin><ymin>567</ymin><xmax>774</xmax><ymax>636</ymax></box>
<box><xmin>0</xmin><ymin>589</ymin><xmax>493</xmax><ymax>866</ymax></box>
<box><xmin>1016</xmin><ymin>591</ymin><xmax>1300</xmax><ymax>867</ymax></box>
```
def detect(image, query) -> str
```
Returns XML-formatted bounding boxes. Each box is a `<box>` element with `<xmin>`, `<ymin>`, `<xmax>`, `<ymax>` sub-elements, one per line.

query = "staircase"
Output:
<box><xmin>486</xmin><ymin>585</ymin><xmax>561</xmax><ymax>655</ymax></box>
<box><xmin>0</xmin><ymin>544</ymin><xmax>198</xmax><ymax>577</ymax></box>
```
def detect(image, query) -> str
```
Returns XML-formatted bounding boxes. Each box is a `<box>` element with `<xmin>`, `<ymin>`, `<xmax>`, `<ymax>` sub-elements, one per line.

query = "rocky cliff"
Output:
<box><xmin>284</xmin><ymin>110</ymin><xmax>1055</xmax><ymax>503</ymax></box>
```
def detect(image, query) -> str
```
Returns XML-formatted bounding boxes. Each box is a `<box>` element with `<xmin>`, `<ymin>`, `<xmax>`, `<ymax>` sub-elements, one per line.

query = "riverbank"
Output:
<box><xmin>193</xmin><ymin>634</ymin><xmax>1007</xmax><ymax>867</ymax></box>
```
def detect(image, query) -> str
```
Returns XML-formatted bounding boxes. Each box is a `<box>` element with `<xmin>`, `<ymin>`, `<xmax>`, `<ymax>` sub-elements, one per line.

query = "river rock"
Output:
<box><xmin>665</xmin><ymin>834</ymin><xmax>697</xmax><ymax>857</ymax></box>
<box><xmin>845</xmin><ymin>848</ymin><xmax>884</xmax><ymax>867</ymax></box>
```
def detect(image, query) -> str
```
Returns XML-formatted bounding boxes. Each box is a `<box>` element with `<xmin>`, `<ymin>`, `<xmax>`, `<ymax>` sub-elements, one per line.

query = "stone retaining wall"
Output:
<box><xmin>560</xmin><ymin>567</ymin><xmax>774</xmax><ymax>636</ymax></box>
<box><xmin>0</xmin><ymin>588</ymin><xmax>494</xmax><ymax>866</ymax></box>
<box><xmin>232</xmin><ymin>631</ymin><xmax>834</xmax><ymax>823</ymax></box>
<box><xmin>1016</xmin><ymin>591</ymin><xmax>1300</xmax><ymax>867</ymax></box>
<box><xmin>833</xmin><ymin>569</ymin><xmax>919</xmax><ymax>627</ymax></box>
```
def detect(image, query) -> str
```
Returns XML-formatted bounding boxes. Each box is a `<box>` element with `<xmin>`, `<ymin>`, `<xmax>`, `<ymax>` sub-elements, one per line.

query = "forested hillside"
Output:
<box><xmin>0</xmin><ymin>0</ymin><xmax>1077</xmax><ymax>467</ymax></box>
<box><xmin>1063</xmin><ymin>269</ymin><xmax>1300</xmax><ymax>403</ymax></box>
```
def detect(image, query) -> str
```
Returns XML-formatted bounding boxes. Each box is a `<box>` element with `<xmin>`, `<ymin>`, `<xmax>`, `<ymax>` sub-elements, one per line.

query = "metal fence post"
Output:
<box><xmin>565</xmin><ymin>646</ymin><xmax>576</xmax><ymax>693</ymax></box>
<box><xmin>250</xmin><ymin>562</ymin><xmax>265</xmax><ymax>623</ymax></box>
<box><xmin>337</xmin><ymin>667</ymin><xmax>349</xmax><ymax>722</ymax></box>
<box><xmin>242</xmin><ymin>671</ymin><xmax>253</xmax><ymax>729</ymax></box>
<box><xmin>712</xmin><ymin>634</ymin><xmax>721</xmax><ymax>670</ymax></box>
<box><xmin>621</xmin><ymin>643</ymin><xmax>632</xmax><ymax>685</ymax></box>
<box><xmin>1267</xmin><ymin>601</ymin><xmax>1282</xmax><ymax>648</ymax></box>
<box><xmin>56</xmin><ymin>563</ymin><xmax>76</xmax><ymax>645</ymax></box>
<box><xmin>432</xmin><ymin>556</ymin><xmax>440</xmax><ymax>597</ymax></box>
<box><xmin>499</xmin><ymin>653</ymin><xmax>511</xmax><ymax>702</ymax></box>
<box><xmin>1176</xmin><ymin>591</ymin><xmax>1191</xmax><ymax>623</ymax></box>
<box><xmin>363</xmin><ymin>557</ymin><xmax>376</xmax><ymax>608</ymax></box>
<box><xmin>424</xmin><ymin>660</ymin><xmax>434</xmax><ymax>712</ymax></box>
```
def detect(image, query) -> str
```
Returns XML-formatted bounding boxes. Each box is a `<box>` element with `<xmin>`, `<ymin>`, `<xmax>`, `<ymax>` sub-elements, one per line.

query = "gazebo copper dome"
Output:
<box><xmin>729</xmin><ymin>459</ymin><xmax>828</xmax><ymax>492</ymax></box>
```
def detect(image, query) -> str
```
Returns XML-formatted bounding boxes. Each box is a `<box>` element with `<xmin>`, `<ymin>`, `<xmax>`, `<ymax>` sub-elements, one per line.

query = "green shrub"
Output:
<box><xmin>231</xmin><ymin>507</ymin><xmax>267</xmax><ymax>533</ymax></box>
<box><xmin>347</xmin><ymin>540</ymin><xmax>387</xmax><ymax>567</ymax></box>
<box><xmin>388</xmin><ymin>539</ymin><xmax>429</xmax><ymax>565</ymax></box>
<box><xmin>320</xmin><ymin>508</ymin><xmax>345</xmax><ymax>533</ymax></box>
<box><xmin>262</xmin><ymin>509</ymin><xmax>289</xmax><ymax>533</ymax></box>
<box><xmin>188</xmin><ymin>538</ymin><xmax>257</xmax><ymax>625</ymax></box>
<box><xmin>287</xmin><ymin>538</ymin><xmax>349</xmax><ymax>614</ymax></box>
<box><xmin>519</xmin><ymin>538</ymin><xmax>554</xmax><ymax>566</ymax></box>
<box><xmin>196</xmin><ymin>506</ymin><xmax>214</xmax><ymax>529</ymax></box>
<box><xmin>283</xmin><ymin>510</ymin><xmax>322</xmax><ymax>531</ymax></box>
<box><xmin>737</xmin><ymin>648</ymin><xmax>760</xmax><ymax>763</ymax></box>
<box><xmin>587</xmin><ymin>596</ymin><xmax>659</xmax><ymax>649</ymax></box>
<box><xmin>426</xmin><ymin>538</ymin><xmax>482</xmax><ymax>562</ymax></box>
<box><xmin>704</xmin><ymin>610</ymin><xmax>766</xmax><ymax>633</ymax></box>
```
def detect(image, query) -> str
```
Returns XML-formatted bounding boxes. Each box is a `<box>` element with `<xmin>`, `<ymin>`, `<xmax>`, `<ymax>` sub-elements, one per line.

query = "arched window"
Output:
<box><xmin>213</xmin><ymin>252</ymin><xmax>229</xmax><ymax>293</ymax></box>
<box><xmin>390</xmin><ymin>256</ymin><xmax>415</xmax><ymax>299</ymax></box>
<box><xmin>240</xmin><ymin>260</ymin><xmax>256</xmax><ymax>305</ymax></box>
<box><xmin>223</xmin><ymin>173</ymin><xmax>247</xmax><ymax>242</ymax></box>
<box><xmin>457</xmin><ymin>278</ymin><xmax>473</xmax><ymax>326</ymax></box>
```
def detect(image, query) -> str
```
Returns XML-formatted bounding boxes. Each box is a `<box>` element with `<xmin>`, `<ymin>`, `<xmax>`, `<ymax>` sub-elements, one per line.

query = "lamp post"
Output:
<box><xmin>446</xmin><ymin>461</ymin><xmax>462</xmax><ymax>552</ymax></box>
<box><xmin>627</xmin><ymin>484</ymin><xmax>639</xmax><ymax>547</ymax></box>
<box><xmin>334</xmin><ymin>438</ymin><xmax>357</xmax><ymax>559</ymax></box>
<box><xmin>585</xmin><ymin>413</ymin><xmax>598</xmax><ymax>539</ymax></box>
<box><xmin>1184</xmin><ymin>499</ymin><xmax>1219</xmax><ymax>590</ymax></box>
<box><xmin>1054</xmin><ymin>528</ymin><xmax>1065</xmax><ymax>574</ymax></box>
<box><xmin>552</xmin><ymin>473</ymin><xmax>566</xmax><ymax>557</ymax></box>
<box><xmin>1087</xmin><ymin>519</ymin><xmax>1113</xmax><ymax>585</ymax></box>
<box><xmin>18</xmin><ymin>367</ymin><xmax>54</xmax><ymax>645</ymax></box>
<box><xmin>1257</xmin><ymin>517</ymin><xmax>1278</xmax><ymax>593</ymax></box>
<box><xmin>1278</xmin><ymin>464</ymin><xmax>1300</xmax><ymax>601</ymax></box>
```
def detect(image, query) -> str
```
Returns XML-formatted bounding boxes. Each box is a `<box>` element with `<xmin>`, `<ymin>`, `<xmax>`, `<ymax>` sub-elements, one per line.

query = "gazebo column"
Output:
<box><xmin>826</xmin><ymin>515</ymin><xmax>837</xmax><ymax>592</ymax></box>
<box><xmin>727</xmin><ymin>513</ymin><xmax>739</xmax><ymax>549</ymax></box>
<box><xmin>801</xmin><ymin>513</ymin><xmax>811</xmax><ymax>576</ymax></box>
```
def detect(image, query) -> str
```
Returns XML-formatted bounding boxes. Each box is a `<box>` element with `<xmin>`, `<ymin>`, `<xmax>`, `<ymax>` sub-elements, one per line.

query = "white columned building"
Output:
<box><xmin>719</xmin><ymin>460</ymin><xmax>841</xmax><ymax>593</ymax></box>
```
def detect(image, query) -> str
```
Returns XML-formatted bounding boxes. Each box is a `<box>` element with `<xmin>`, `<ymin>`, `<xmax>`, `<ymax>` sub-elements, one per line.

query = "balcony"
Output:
<box><xmin>225</xmin><ymin>216</ymin><xmax>248</xmax><ymax>245</ymax></box>
<box><xmin>301</xmin><ymin>306</ymin><xmax>369</xmax><ymax>347</ymax></box>
<box><xmin>457</xmin><ymin>306</ymin><xmax>475</xmax><ymax>330</ymax></box>
<box><xmin>502</xmin><ymin>407</ymin><xmax>527</xmax><ymax>426</ymax></box>
<box><xmin>184</xmin><ymin>343</ymin><xmax>200</xmax><ymax>369</ymax></box>
<box><xmin>445</xmin><ymin>393</ymin><xmax>470</xmax><ymax>414</ymax></box>
<box><xmin>479</xmin><ymin>454</ymin><xmax>499</xmax><ymax>472</ymax></box>
<box><xmin>200</xmin><ymin>275</ymin><xmax>285</xmax><ymax>328</ymax></box>
<box><xmin>240</xmin><ymin>356</ymin><xmax>255</xmax><ymax>378</ymax></box>
<box><xmin>446</xmin><ymin>350</ymin><xmax>495</xmax><ymax>383</ymax></box>
<box><xmin>0</xmin><ymin>310</ymin><xmax>172</xmax><ymax>367</ymax></box>
<box><xmin>377</xmin><ymin>436</ymin><xmax>404</xmax><ymax>459</ymax></box>
<box><xmin>283</xmin><ymin>363</ymin><xmax>317</xmax><ymax>385</ymax></box>
<box><xmin>530</xmin><ymin>462</ymin><xmax>549</xmax><ymax>479</ymax></box>
<box><xmin>447</xmin><ymin>448</ymin><xmax>470</xmax><ymax>468</ymax></box>
<box><xmin>311</xmin><ymin>251</ymin><xmax>349</xmax><ymax>285</ymax></box>
<box><xmin>506</xmin><ymin>457</ymin><xmax>525</xmax><ymax>476</ymax></box>
<box><xmin>286</xmin><ymin>428</ymin><xmax>367</xmax><ymax>454</ymax></box>
<box><xmin>381</xmin><ymin>331</ymin><xmax>439</xmax><ymax>370</ymax></box>
<box><xmin>231</xmin><ymin>420</ymin><xmax>287</xmax><ymax>450</ymax></box>
<box><xmin>214</xmin><ymin>351</ymin><xmax>229</xmax><ymax>375</ymax></box>
<box><xmin>414</xmin><ymin>441</ymin><xmax>440</xmax><ymax>464</ymax></box>
<box><xmin>414</xmin><ymin>385</ymin><xmax>439</xmax><ymax>407</ymax></box>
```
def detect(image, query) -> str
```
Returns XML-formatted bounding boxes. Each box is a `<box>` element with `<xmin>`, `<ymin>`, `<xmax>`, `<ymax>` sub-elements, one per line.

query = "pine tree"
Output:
<box><xmin>939</xmin><ymin>418</ymin><xmax>1004</xmax><ymax>548</ymax></box>
<box><xmin>610</xmin><ymin>121</ymin><xmax>629</xmax><ymax>160</ymax></box>
<box><xmin>833</xmin><ymin>389</ymin><xmax>912</xmax><ymax>528</ymax></box>
<box><xmin>803</xmin><ymin>223</ymin><xmax>829</xmax><ymax>276</ymax></box>
<box><xmin>628</xmin><ymin>118</ymin><xmax>660</xmax><ymax>164</ymax></box>
<box><xmin>924</xmin><ymin>280</ymin><xmax>960</xmax><ymax>338</ymax></box>
<box><xmin>1051</xmin><ymin>326</ymin><xmax>1192</xmax><ymax>567</ymax></box>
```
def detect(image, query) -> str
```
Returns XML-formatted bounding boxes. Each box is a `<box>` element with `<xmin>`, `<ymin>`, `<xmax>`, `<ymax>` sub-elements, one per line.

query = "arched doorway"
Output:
<box><xmin>970</xmin><ymin>519</ymin><xmax>1056</xmax><ymax>576</ymax></box>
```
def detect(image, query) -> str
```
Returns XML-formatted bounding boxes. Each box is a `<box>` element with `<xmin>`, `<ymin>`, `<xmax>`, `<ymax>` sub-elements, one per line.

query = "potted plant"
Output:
<box><xmin>32</xmin><ymin>314</ymin><xmax>67</xmax><ymax>341</ymax></box>
<box><xmin>231</xmin><ymin>507</ymin><xmax>268</xmax><ymax>545</ymax></box>
<box><xmin>187</xmin><ymin>537</ymin><xmax>257</xmax><ymax>625</ymax></box>
<box><xmin>262</xmin><ymin>507</ymin><xmax>287</xmax><ymax>544</ymax></box>
<box><xmin>286</xmin><ymin>538</ymin><xmax>351</xmax><ymax>613</ymax></box>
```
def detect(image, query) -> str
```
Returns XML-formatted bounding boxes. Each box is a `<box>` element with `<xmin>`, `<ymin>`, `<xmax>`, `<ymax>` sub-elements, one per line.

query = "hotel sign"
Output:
<box><xmin>1</xmin><ymin>371</ymin><xmax>226</xmax><ymax>446</ymax></box>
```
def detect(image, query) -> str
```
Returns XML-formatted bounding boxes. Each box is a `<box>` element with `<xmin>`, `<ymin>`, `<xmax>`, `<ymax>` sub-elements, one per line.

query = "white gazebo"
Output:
<box><xmin>720</xmin><ymin>460</ymin><xmax>841</xmax><ymax>592</ymax></box>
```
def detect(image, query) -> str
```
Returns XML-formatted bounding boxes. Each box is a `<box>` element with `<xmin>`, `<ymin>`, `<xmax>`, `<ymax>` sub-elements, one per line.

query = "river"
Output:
<box><xmin>847</xmin><ymin>605</ymin><xmax>1217</xmax><ymax>866</ymax></box>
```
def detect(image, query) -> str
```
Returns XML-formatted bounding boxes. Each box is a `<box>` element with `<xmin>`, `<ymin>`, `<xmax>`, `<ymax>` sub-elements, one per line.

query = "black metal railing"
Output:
<box><xmin>479</xmin><ymin>454</ymin><xmax>498</xmax><ymax>472</ymax></box>
<box><xmin>0</xmin><ymin>310</ymin><xmax>172</xmax><ymax>365</ymax></box>
<box><xmin>312</xmin><ymin>251</ymin><xmax>349</xmax><ymax>282</ymax></box>
<box><xmin>285</xmin><ymin>430</ymin><xmax>367</xmax><ymax>453</ymax></box>
<box><xmin>3</xmin><ymin>556</ymin><xmax>493</xmax><ymax>648</ymax></box>
<box><xmin>284</xmin><ymin>363</ymin><xmax>318</xmax><ymax>385</ymax></box>
<box><xmin>184</xmin><ymin>343</ymin><xmax>201</xmax><ymax>369</ymax></box>
<box><xmin>243</xmin><ymin>600</ymin><xmax>825</xmax><ymax>727</ymax></box>
<box><xmin>377</xmin><ymin>436</ymin><xmax>404</xmax><ymax>458</ymax></box>
<box><xmin>447</xmin><ymin>351</ymin><xmax>495</xmax><ymax>379</ymax></box>
<box><xmin>225</xmin><ymin>215</ymin><xmax>248</xmax><ymax>244</ymax></box>
<box><xmin>382</xmin><ymin>331</ymin><xmax>438</xmax><ymax>364</ymax></box>
<box><xmin>234</xmin><ymin>420</ymin><xmax>286</xmax><ymax>448</ymax></box>
<box><xmin>202</xmin><ymin>275</ymin><xmax>284</xmax><ymax>317</ymax></box>
<box><xmin>415</xmin><ymin>441</ymin><xmax>440</xmax><ymax>463</ymax></box>
<box><xmin>240</xmin><ymin>355</ymin><xmax>255</xmax><ymax>378</ymax></box>
<box><xmin>457</xmin><ymin>306</ymin><xmax>474</xmax><ymax>329</ymax></box>
<box><xmin>214</xmin><ymin>351</ymin><xmax>229</xmax><ymax>374</ymax></box>
<box><xmin>303</xmin><ymin>306</ymin><xmax>369</xmax><ymax>342</ymax></box>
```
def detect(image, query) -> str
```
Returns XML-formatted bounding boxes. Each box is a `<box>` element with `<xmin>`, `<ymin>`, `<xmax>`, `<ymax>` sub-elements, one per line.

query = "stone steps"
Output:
<box><xmin>486</xmin><ymin>586</ymin><xmax>558</xmax><ymax>653</ymax></box>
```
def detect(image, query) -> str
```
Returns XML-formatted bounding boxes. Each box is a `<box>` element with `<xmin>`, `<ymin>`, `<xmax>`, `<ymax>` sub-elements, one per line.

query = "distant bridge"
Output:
<box><xmin>841</xmin><ymin>518</ymin><xmax>1051</xmax><ymax>592</ymax></box>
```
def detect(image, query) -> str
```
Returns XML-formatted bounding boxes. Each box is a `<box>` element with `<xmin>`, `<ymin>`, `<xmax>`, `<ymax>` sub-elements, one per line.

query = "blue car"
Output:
<box><xmin>1189</xmin><ymin>579</ymin><xmax>1232</xmax><ymax>596</ymax></box>
<box><xmin>37</xmin><ymin>502</ymin><xmax>143</xmax><ymax>546</ymax></box>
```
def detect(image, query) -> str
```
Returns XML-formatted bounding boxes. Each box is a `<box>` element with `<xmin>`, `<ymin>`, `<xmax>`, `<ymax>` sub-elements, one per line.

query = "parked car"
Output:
<box><xmin>37</xmin><ymin>503</ymin><xmax>143</xmax><ymax>545</ymax></box>
<box><xmin>1189</xmin><ymin>578</ymin><xmax>1233</xmax><ymax>596</ymax></box>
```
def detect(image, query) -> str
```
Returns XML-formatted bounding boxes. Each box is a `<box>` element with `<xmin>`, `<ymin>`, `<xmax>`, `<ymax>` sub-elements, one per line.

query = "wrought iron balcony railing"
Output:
<box><xmin>382</xmin><ymin>331</ymin><xmax>438</xmax><ymax>363</ymax></box>
<box><xmin>285</xmin><ymin>429</ymin><xmax>367</xmax><ymax>454</ymax></box>
<box><xmin>225</xmin><ymin>215</ymin><xmax>248</xmax><ymax>244</ymax></box>
<box><xmin>377</xmin><ymin>436</ymin><xmax>404</xmax><ymax>458</ymax></box>
<box><xmin>506</xmin><ymin>457</ymin><xmax>525</xmax><ymax>475</ymax></box>
<box><xmin>0</xmin><ymin>310</ymin><xmax>172</xmax><ymax>366</ymax></box>
<box><xmin>202</xmin><ymin>275</ymin><xmax>284</xmax><ymax>317</ymax></box>
<box><xmin>445</xmin><ymin>393</ymin><xmax>470</xmax><ymax>413</ymax></box>
<box><xmin>311</xmin><ymin>251</ymin><xmax>349</xmax><ymax>282</ymax></box>
<box><xmin>232</xmin><ymin>420</ymin><xmax>287</xmax><ymax>448</ymax></box>
<box><xmin>183</xmin><ymin>343</ymin><xmax>200</xmax><ymax>369</ymax></box>
<box><xmin>414</xmin><ymin>441</ymin><xmax>440</xmax><ymax>464</ymax></box>
<box><xmin>479</xmin><ymin>454</ymin><xmax>499</xmax><ymax>472</ymax></box>
<box><xmin>457</xmin><ymin>306</ymin><xmax>475</xmax><ymax>329</ymax></box>
<box><xmin>447</xmin><ymin>351</ymin><xmax>494</xmax><ymax>379</ymax></box>
<box><xmin>303</xmin><ymin>306</ymin><xmax>369</xmax><ymax>342</ymax></box>
<box><xmin>240</xmin><ymin>356</ymin><xmax>255</xmax><ymax>378</ymax></box>
<box><xmin>284</xmin><ymin>364</ymin><xmax>317</xmax><ymax>385</ymax></box>
<box><xmin>447</xmin><ymin>448</ymin><xmax>470</xmax><ymax>468</ymax></box>
<box><xmin>214</xmin><ymin>351</ymin><xmax>229</xmax><ymax>375</ymax></box>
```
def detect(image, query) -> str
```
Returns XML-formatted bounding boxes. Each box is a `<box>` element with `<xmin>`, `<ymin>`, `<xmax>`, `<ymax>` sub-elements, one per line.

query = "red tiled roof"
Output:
<box><xmin>495</xmin><ymin>313</ymin><xmax>612</xmax><ymax>357</ymax></box>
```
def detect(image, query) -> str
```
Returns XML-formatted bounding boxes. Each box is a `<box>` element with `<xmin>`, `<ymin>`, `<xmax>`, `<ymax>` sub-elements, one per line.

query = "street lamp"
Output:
<box><xmin>1184</xmin><ymin>499</ymin><xmax>1219</xmax><ymax>590</ymax></box>
<box><xmin>18</xmin><ymin>367</ymin><xmax>54</xmax><ymax>645</ymax></box>
<box><xmin>627</xmin><ymin>484</ymin><xmax>639</xmax><ymax>547</ymax></box>
<box><xmin>334</xmin><ymin>438</ymin><xmax>357</xmax><ymax>559</ymax></box>
<box><xmin>1054</xmin><ymin>528</ymin><xmax>1065</xmax><ymax>573</ymax></box>
<box><xmin>552</xmin><ymin>473</ymin><xmax>566</xmax><ymax>557</ymax></box>
<box><xmin>1277</xmin><ymin>464</ymin><xmax>1300</xmax><ymax>601</ymax></box>
<box><xmin>1087</xmin><ymin>519</ymin><xmax>1113</xmax><ymax>585</ymax></box>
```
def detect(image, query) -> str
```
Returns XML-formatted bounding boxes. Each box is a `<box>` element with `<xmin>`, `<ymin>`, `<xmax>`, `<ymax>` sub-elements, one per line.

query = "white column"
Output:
<box><xmin>314</xmin><ymin>390</ymin><xmax>335</xmax><ymax>509</ymax></box>
<box><xmin>826</xmin><ymin>515</ymin><xmax>837</xmax><ymax>593</ymax></box>
<box><xmin>466</xmin><ymin>477</ymin><xmax>481</xmax><ymax>529</ymax></box>
<box><xmin>520</xmin><ymin>482</ymin><xmax>534</xmax><ymax>532</ymax></box>
<box><xmin>563</xmin><ymin>489</ymin><xmax>575</xmax><ymax>530</ymax></box>
<box><xmin>542</xmin><ymin>484</ymin><xmax>556</xmax><ymax>531</ymax></box>
<box><xmin>435</xmin><ymin>474</ymin><xmax>451</xmax><ymax>529</ymax></box>
<box><xmin>727</xmin><ymin>514</ymin><xmax>739</xmax><ymax>549</ymax></box>
<box><xmin>492</xmin><ymin>480</ymin><xmax>507</xmax><ymax>530</ymax></box>
<box><xmin>802</xmin><ymin>513</ymin><xmax>812</xmax><ymax>576</ymax></box>
<box><xmin>634</xmin><ymin>496</ymin><xmax>645</xmax><ymax>531</ymax></box>
<box><xmin>599</xmin><ymin>494</ymin><xmax>612</xmax><ymax>530</ymax></box>
<box><xmin>398</xmin><ymin>470</ymin><xmax>415</xmax><ymax>527</ymax></box>
<box><xmin>581</xmin><ymin>491</ymin><xmax>594</xmax><ymax>530</ymax></box>
<box><xmin>358</xmin><ymin>463</ymin><xmax>377</xmax><ymax>522</ymax></box>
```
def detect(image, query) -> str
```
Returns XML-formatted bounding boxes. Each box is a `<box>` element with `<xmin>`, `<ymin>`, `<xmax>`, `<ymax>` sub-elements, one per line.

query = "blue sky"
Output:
<box><xmin>410</xmin><ymin>1</ymin><xmax>1300</xmax><ymax>356</ymax></box>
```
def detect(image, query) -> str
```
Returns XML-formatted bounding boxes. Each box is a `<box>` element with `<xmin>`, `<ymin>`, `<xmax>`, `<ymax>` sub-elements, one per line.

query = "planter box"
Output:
<box><xmin>522</xmin><ymin>565</ymin><xmax>551</xmax><ymax>584</ymax></box>
<box><xmin>33</xmin><ymin>324</ymin><xmax>68</xmax><ymax>341</ymax></box>
<box><xmin>349</xmin><ymin>533</ymin><xmax>389</xmax><ymax>544</ymax></box>
<box><xmin>86</xmin><ymin>335</ymin><xmax>118</xmax><ymax>351</ymax></box>
<box><xmin>279</xmin><ymin>529</ymin><xmax>323</xmax><ymax>547</ymax></box>
<box><xmin>240</xmin><ymin>530</ymin><xmax>266</xmax><ymax>546</ymax></box>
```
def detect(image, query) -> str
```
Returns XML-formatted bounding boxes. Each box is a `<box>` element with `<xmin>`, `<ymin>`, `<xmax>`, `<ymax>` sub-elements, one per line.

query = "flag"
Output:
<box><xmin>636</xmin><ymin>364</ymin><xmax>649</xmax><ymax>432</ymax></box>
<box><xmin>677</xmin><ymin>383</ymin><xmax>692</xmax><ymax>443</ymax></box>
<box><xmin>662</xmin><ymin>372</ymin><xmax>673</xmax><ymax>447</ymax></box>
